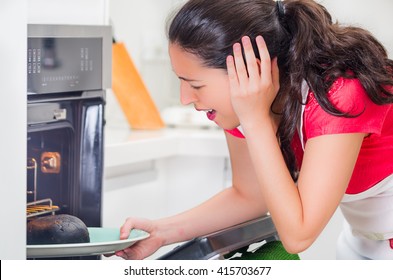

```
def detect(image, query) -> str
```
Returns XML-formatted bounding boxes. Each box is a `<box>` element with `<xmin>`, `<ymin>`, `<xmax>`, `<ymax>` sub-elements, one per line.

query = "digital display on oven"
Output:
<box><xmin>27</xmin><ymin>37</ymin><xmax>102</xmax><ymax>94</ymax></box>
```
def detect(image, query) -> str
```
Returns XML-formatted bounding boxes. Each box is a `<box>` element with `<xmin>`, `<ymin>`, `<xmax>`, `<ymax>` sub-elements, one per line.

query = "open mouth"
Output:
<box><xmin>206</xmin><ymin>109</ymin><xmax>216</xmax><ymax>121</ymax></box>
<box><xmin>195</xmin><ymin>107</ymin><xmax>217</xmax><ymax>121</ymax></box>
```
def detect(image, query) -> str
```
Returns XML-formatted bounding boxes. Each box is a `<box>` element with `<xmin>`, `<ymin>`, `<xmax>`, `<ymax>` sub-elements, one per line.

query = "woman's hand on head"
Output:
<box><xmin>112</xmin><ymin>217</ymin><xmax>164</xmax><ymax>260</ymax></box>
<box><xmin>226</xmin><ymin>35</ymin><xmax>280</xmax><ymax>125</ymax></box>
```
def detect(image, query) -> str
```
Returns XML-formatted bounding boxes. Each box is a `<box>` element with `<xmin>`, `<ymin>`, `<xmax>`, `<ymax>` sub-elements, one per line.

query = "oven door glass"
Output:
<box><xmin>27</xmin><ymin>124</ymin><xmax>74</xmax><ymax>215</ymax></box>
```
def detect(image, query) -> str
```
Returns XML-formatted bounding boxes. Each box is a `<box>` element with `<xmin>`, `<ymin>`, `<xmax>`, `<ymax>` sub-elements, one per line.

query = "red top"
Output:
<box><xmin>225</xmin><ymin>127</ymin><xmax>245</xmax><ymax>138</ymax></box>
<box><xmin>297</xmin><ymin>77</ymin><xmax>393</xmax><ymax>194</ymax></box>
<box><xmin>226</xmin><ymin>77</ymin><xmax>393</xmax><ymax>194</ymax></box>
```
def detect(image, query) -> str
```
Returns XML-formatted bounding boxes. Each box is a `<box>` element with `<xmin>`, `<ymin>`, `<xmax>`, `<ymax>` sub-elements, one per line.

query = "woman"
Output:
<box><xmin>116</xmin><ymin>0</ymin><xmax>393</xmax><ymax>259</ymax></box>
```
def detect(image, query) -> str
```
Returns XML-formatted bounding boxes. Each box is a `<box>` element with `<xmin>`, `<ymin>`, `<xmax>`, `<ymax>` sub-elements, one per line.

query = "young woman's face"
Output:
<box><xmin>169</xmin><ymin>43</ymin><xmax>240</xmax><ymax>129</ymax></box>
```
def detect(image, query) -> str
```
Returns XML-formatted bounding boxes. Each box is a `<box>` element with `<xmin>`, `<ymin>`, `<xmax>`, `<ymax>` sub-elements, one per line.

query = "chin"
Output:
<box><xmin>219</xmin><ymin>124</ymin><xmax>238</xmax><ymax>131</ymax></box>
<box><xmin>214</xmin><ymin>116</ymin><xmax>239</xmax><ymax>130</ymax></box>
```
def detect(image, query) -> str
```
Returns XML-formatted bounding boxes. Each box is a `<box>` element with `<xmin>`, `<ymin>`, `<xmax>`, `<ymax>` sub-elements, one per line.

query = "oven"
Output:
<box><xmin>26</xmin><ymin>24</ymin><xmax>111</xmax><ymax>258</ymax></box>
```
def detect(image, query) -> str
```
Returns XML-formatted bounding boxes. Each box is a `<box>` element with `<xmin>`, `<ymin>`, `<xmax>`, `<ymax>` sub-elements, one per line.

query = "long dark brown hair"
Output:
<box><xmin>167</xmin><ymin>0</ymin><xmax>393</xmax><ymax>180</ymax></box>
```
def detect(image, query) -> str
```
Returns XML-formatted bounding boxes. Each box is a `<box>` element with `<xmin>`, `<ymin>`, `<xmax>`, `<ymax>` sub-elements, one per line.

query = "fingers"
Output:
<box><xmin>227</xmin><ymin>36</ymin><xmax>273</xmax><ymax>89</ymax></box>
<box><xmin>115</xmin><ymin>242</ymin><xmax>145</xmax><ymax>260</ymax></box>
<box><xmin>241</xmin><ymin>36</ymin><xmax>260</xmax><ymax>81</ymax></box>
<box><xmin>115</xmin><ymin>217</ymin><xmax>159</xmax><ymax>260</ymax></box>
<box><xmin>232</xmin><ymin>42</ymin><xmax>249</xmax><ymax>90</ymax></box>
<box><xmin>226</xmin><ymin>55</ymin><xmax>239</xmax><ymax>94</ymax></box>
<box><xmin>255</xmin><ymin>35</ymin><xmax>272</xmax><ymax>86</ymax></box>
<box><xmin>229</xmin><ymin>36</ymin><xmax>261</xmax><ymax>93</ymax></box>
<box><xmin>114</xmin><ymin>232</ymin><xmax>161</xmax><ymax>260</ymax></box>
<box><xmin>227</xmin><ymin>35</ymin><xmax>279</xmax><ymax>93</ymax></box>
<box><xmin>119</xmin><ymin>217</ymin><xmax>135</xmax><ymax>239</ymax></box>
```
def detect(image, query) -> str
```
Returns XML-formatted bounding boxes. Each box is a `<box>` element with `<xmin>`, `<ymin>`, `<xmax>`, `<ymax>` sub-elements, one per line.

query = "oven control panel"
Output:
<box><xmin>27</xmin><ymin>37</ymin><xmax>102</xmax><ymax>95</ymax></box>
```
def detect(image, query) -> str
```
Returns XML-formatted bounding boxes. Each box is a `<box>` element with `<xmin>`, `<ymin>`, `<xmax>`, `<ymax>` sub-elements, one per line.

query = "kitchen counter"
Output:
<box><xmin>104</xmin><ymin>127</ymin><xmax>229</xmax><ymax>168</ymax></box>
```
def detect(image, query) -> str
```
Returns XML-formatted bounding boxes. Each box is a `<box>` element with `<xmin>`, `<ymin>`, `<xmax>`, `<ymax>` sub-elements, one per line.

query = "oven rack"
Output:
<box><xmin>27</xmin><ymin>198</ymin><xmax>59</xmax><ymax>218</ymax></box>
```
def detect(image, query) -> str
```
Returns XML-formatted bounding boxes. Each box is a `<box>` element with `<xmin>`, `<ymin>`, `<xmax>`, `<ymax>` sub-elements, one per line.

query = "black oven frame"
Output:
<box><xmin>26</xmin><ymin>25</ymin><xmax>111</xmax><ymax>258</ymax></box>
<box><xmin>27</xmin><ymin>90</ymin><xmax>106</xmax><ymax>227</ymax></box>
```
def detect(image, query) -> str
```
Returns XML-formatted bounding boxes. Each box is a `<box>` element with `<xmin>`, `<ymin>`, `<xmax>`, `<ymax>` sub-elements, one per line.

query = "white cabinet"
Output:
<box><xmin>102</xmin><ymin>156</ymin><xmax>228</xmax><ymax>226</ymax></box>
<box><xmin>163</xmin><ymin>156</ymin><xmax>228</xmax><ymax>216</ymax></box>
<box><xmin>103</xmin><ymin>160</ymin><xmax>167</xmax><ymax>227</ymax></box>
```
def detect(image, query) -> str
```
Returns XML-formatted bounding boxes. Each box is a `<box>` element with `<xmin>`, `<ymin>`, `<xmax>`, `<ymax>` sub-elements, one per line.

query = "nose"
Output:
<box><xmin>179</xmin><ymin>82</ymin><xmax>198</xmax><ymax>105</ymax></box>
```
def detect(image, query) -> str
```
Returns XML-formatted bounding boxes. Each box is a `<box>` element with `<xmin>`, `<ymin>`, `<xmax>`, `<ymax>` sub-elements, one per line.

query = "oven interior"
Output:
<box><xmin>27</xmin><ymin>93</ymin><xmax>104</xmax><ymax>224</ymax></box>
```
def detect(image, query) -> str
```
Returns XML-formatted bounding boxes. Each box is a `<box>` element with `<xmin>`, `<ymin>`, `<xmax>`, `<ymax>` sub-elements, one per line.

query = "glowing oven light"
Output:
<box><xmin>41</xmin><ymin>152</ymin><xmax>61</xmax><ymax>174</ymax></box>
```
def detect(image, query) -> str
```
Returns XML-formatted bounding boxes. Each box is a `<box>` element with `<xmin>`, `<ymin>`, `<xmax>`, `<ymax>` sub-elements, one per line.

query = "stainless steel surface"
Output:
<box><xmin>158</xmin><ymin>215</ymin><xmax>278</xmax><ymax>260</ymax></box>
<box><xmin>27</xmin><ymin>158</ymin><xmax>38</xmax><ymax>201</ymax></box>
<box><xmin>27</xmin><ymin>24</ymin><xmax>112</xmax><ymax>92</ymax></box>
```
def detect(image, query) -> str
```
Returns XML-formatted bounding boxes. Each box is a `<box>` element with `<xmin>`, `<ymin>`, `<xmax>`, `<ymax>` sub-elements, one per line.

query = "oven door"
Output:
<box><xmin>27</xmin><ymin>90</ymin><xmax>104</xmax><ymax>227</ymax></box>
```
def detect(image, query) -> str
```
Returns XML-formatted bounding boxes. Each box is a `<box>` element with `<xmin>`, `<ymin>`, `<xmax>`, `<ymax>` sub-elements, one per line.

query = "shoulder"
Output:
<box><xmin>326</xmin><ymin>77</ymin><xmax>369</xmax><ymax>114</ymax></box>
<box><xmin>304</xmin><ymin>77</ymin><xmax>389</xmax><ymax>138</ymax></box>
<box><xmin>330</xmin><ymin>76</ymin><xmax>367</xmax><ymax>98</ymax></box>
<box><xmin>307</xmin><ymin>77</ymin><xmax>373</xmax><ymax>115</ymax></box>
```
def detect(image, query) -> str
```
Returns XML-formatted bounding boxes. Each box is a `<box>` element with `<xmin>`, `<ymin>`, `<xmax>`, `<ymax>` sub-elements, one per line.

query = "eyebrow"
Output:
<box><xmin>178</xmin><ymin>76</ymin><xmax>202</xmax><ymax>82</ymax></box>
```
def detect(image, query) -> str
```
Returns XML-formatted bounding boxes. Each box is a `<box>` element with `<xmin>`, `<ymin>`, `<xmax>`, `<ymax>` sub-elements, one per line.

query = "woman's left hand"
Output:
<box><xmin>226</xmin><ymin>35</ymin><xmax>280</xmax><ymax>125</ymax></box>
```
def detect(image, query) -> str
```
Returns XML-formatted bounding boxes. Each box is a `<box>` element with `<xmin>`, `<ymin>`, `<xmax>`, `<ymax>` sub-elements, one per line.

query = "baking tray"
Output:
<box><xmin>158</xmin><ymin>215</ymin><xmax>278</xmax><ymax>260</ymax></box>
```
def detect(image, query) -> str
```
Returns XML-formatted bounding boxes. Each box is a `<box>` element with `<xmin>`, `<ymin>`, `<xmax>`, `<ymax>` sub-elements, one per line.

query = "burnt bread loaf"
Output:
<box><xmin>27</xmin><ymin>214</ymin><xmax>90</xmax><ymax>245</ymax></box>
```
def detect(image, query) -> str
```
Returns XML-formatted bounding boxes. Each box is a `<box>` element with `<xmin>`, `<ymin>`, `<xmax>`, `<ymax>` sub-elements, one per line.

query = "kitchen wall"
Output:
<box><xmin>27</xmin><ymin>0</ymin><xmax>109</xmax><ymax>25</ymax></box>
<box><xmin>107</xmin><ymin>0</ymin><xmax>186</xmax><ymax>129</ymax></box>
<box><xmin>0</xmin><ymin>0</ymin><xmax>28</xmax><ymax>260</ymax></box>
<box><xmin>320</xmin><ymin>0</ymin><xmax>393</xmax><ymax>55</ymax></box>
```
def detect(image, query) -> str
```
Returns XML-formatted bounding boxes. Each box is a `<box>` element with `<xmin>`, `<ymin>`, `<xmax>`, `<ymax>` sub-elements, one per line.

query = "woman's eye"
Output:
<box><xmin>191</xmin><ymin>85</ymin><xmax>204</xmax><ymax>90</ymax></box>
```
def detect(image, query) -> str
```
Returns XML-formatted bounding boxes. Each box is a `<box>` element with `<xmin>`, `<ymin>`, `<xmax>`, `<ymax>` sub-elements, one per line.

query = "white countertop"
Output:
<box><xmin>104</xmin><ymin>127</ymin><xmax>229</xmax><ymax>168</ymax></box>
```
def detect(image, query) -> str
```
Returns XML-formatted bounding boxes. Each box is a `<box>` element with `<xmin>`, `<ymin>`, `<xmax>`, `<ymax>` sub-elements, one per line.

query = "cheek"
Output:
<box><xmin>211</xmin><ymin>86</ymin><xmax>239</xmax><ymax>127</ymax></box>
<box><xmin>214</xmin><ymin>83</ymin><xmax>234</xmax><ymax>114</ymax></box>
<box><xmin>211</xmin><ymin>78</ymin><xmax>230</xmax><ymax>103</ymax></box>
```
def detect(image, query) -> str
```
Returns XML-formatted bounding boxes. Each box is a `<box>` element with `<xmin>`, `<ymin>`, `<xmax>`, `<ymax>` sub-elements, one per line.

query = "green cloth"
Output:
<box><xmin>226</xmin><ymin>241</ymin><xmax>300</xmax><ymax>260</ymax></box>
